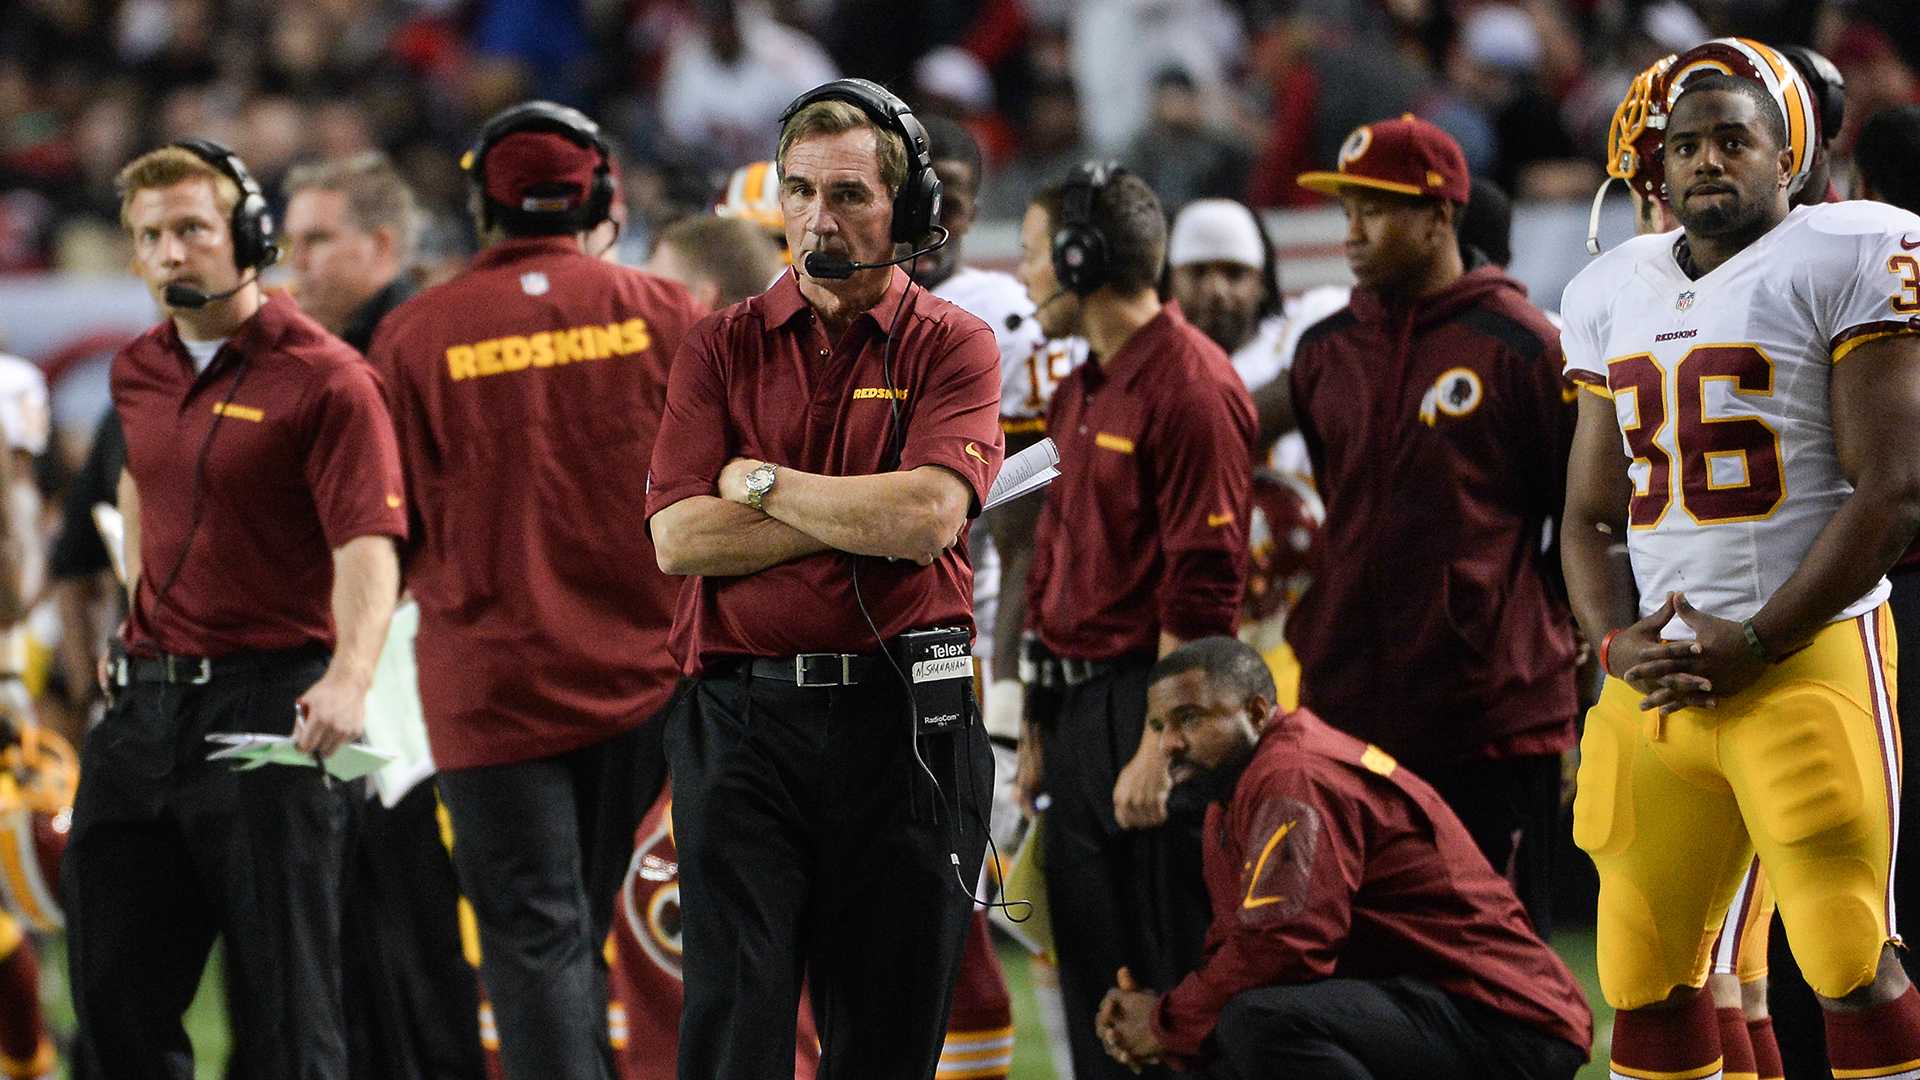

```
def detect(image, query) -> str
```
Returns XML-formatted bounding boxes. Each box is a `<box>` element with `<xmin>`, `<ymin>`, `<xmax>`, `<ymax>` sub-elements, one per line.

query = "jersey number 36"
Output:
<box><xmin>1608</xmin><ymin>344</ymin><xmax>1785</xmax><ymax>528</ymax></box>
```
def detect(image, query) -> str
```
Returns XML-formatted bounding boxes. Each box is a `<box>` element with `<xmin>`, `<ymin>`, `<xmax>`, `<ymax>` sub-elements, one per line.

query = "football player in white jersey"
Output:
<box><xmin>1561</xmin><ymin>51</ymin><xmax>1920</xmax><ymax>1080</ymax></box>
<box><xmin>1165</xmin><ymin>198</ymin><xmax>1347</xmax><ymax>482</ymax></box>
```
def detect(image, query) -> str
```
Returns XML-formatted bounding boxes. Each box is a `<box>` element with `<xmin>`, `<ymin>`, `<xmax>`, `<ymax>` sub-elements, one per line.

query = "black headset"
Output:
<box><xmin>1052</xmin><ymin>160</ymin><xmax>1124</xmax><ymax>296</ymax></box>
<box><xmin>1779</xmin><ymin>44</ymin><xmax>1846</xmax><ymax>146</ymax></box>
<box><xmin>462</xmin><ymin>100</ymin><xmax>616</xmax><ymax>231</ymax></box>
<box><xmin>777</xmin><ymin>78</ymin><xmax>942</xmax><ymax>245</ymax></box>
<box><xmin>169</xmin><ymin>138</ymin><xmax>278</xmax><ymax>272</ymax></box>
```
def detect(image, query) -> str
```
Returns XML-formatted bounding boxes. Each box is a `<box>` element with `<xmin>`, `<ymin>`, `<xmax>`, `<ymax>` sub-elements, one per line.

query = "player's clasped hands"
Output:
<box><xmin>1618</xmin><ymin>592</ymin><xmax>1771</xmax><ymax>715</ymax></box>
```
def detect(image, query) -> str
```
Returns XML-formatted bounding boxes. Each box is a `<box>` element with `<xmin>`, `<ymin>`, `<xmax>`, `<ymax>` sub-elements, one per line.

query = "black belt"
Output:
<box><xmin>111</xmin><ymin>645</ymin><xmax>327</xmax><ymax>688</ymax></box>
<box><xmin>1051</xmin><ymin>653</ymin><xmax>1153</xmax><ymax>687</ymax></box>
<box><xmin>743</xmin><ymin>653</ymin><xmax>882</xmax><ymax>688</ymax></box>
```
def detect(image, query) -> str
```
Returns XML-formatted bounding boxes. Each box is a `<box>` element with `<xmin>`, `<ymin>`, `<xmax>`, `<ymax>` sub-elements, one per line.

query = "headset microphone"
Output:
<box><xmin>802</xmin><ymin>227</ymin><xmax>950</xmax><ymax>281</ymax></box>
<box><xmin>164</xmin><ymin>274</ymin><xmax>258</xmax><ymax>310</ymax></box>
<box><xmin>1005</xmin><ymin>289</ymin><xmax>1071</xmax><ymax>331</ymax></box>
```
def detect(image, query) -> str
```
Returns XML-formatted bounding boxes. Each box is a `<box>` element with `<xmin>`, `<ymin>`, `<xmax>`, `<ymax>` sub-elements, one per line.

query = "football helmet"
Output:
<box><xmin>0</xmin><ymin>723</ymin><xmax>75</xmax><ymax>933</ymax></box>
<box><xmin>1244</xmin><ymin>469</ymin><xmax>1324</xmax><ymax>624</ymax></box>
<box><xmin>1588</xmin><ymin>37</ymin><xmax>1822</xmax><ymax>254</ymax></box>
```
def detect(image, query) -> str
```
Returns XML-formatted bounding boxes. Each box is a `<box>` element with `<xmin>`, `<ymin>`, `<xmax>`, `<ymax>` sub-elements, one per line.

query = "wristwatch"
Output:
<box><xmin>744</xmin><ymin>462</ymin><xmax>777</xmax><ymax>511</ymax></box>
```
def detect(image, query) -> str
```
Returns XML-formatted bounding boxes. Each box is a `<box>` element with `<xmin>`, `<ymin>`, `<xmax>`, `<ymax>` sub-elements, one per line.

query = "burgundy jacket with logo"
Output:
<box><xmin>1150</xmin><ymin>708</ymin><xmax>1592</xmax><ymax>1065</ymax></box>
<box><xmin>1285</xmin><ymin>265</ymin><xmax>1577</xmax><ymax>767</ymax></box>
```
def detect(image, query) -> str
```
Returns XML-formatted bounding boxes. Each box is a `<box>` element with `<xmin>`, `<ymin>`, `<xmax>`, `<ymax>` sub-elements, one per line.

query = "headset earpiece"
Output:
<box><xmin>1052</xmin><ymin>160</ymin><xmax>1122</xmax><ymax>297</ymax></box>
<box><xmin>778</xmin><ymin>79</ymin><xmax>942</xmax><ymax>246</ymax></box>
<box><xmin>168</xmin><ymin>138</ymin><xmax>277</xmax><ymax>273</ymax></box>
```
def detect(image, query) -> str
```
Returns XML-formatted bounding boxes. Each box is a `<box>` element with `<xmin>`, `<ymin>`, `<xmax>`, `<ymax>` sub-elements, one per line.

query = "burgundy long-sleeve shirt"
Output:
<box><xmin>1150</xmin><ymin>708</ymin><xmax>1592</xmax><ymax>1066</ymax></box>
<box><xmin>1286</xmin><ymin>265</ymin><xmax>1576</xmax><ymax>766</ymax></box>
<box><xmin>1028</xmin><ymin>303</ymin><xmax>1256</xmax><ymax>659</ymax></box>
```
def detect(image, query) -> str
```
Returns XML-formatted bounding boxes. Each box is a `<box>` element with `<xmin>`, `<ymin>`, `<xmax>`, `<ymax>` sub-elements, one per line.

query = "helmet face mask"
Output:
<box><xmin>1608</xmin><ymin>54</ymin><xmax>1677</xmax><ymax>203</ymax></box>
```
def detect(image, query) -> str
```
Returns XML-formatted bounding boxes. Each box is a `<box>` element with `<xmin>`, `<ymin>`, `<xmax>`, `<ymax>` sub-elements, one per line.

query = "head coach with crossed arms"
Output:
<box><xmin>368</xmin><ymin>101</ymin><xmax>705</xmax><ymax>1078</ymax></box>
<box><xmin>68</xmin><ymin>140</ymin><xmax>407</xmax><ymax>1074</ymax></box>
<box><xmin>646</xmin><ymin>78</ymin><xmax>1005</xmax><ymax>1078</ymax></box>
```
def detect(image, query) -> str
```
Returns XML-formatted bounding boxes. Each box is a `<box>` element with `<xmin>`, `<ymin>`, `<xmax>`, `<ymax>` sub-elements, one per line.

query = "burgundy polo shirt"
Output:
<box><xmin>370</xmin><ymin>236</ymin><xmax>704</xmax><ymax>770</ymax></box>
<box><xmin>645</xmin><ymin>268</ymin><xmax>1004</xmax><ymax>671</ymax></box>
<box><xmin>1151</xmin><ymin>708</ymin><xmax>1592</xmax><ymax>1066</ymax></box>
<box><xmin>1027</xmin><ymin>303</ymin><xmax>1256</xmax><ymax>660</ymax></box>
<box><xmin>114</xmin><ymin>293</ymin><xmax>408</xmax><ymax>658</ymax></box>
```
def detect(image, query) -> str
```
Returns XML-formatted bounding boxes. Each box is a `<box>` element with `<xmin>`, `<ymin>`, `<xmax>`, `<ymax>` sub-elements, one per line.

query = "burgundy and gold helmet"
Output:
<box><xmin>1662</xmin><ymin>37</ymin><xmax>1821</xmax><ymax>195</ymax></box>
<box><xmin>1244</xmin><ymin>469</ymin><xmax>1323</xmax><ymax>624</ymax></box>
<box><xmin>1589</xmin><ymin>37</ymin><xmax>1823</xmax><ymax>254</ymax></box>
<box><xmin>0</xmin><ymin>725</ymin><xmax>75</xmax><ymax>933</ymax></box>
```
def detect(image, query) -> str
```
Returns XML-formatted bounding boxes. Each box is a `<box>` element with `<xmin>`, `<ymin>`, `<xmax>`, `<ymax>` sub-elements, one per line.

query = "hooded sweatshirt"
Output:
<box><xmin>1284</xmin><ymin>263</ymin><xmax>1577</xmax><ymax>769</ymax></box>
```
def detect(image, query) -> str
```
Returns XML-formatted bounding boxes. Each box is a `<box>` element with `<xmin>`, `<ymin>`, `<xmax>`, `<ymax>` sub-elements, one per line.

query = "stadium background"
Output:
<box><xmin>1</xmin><ymin>0</ymin><xmax>1916</xmax><ymax>1076</ymax></box>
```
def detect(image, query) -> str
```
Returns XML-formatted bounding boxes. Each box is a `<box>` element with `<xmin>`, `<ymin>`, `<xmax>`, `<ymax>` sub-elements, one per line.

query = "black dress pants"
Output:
<box><xmin>65</xmin><ymin>647</ymin><xmax>350</xmax><ymax>1080</ymax></box>
<box><xmin>1202</xmin><ymin>977</ymin><xmax>1586</xmax><ymax>1080</ymax></box>
<box><xmin>1040</xmin><ymin>660</ymin><xmax>1212</xmax><ymax>1080</ymax></box>
<box><xmin>1418</xmin><ymin>752</ymin><xmax>1563</xmax><ymax>937</ymax></box>
<box><xmin>436</xmin><ymin>716</ymin><xmax>667</xmax><ymax>1080</ymax></box>
<box><xmin>667</xmin><ymin>669</ymin><xmax>992</xmax><ymax>1080</ymax></box>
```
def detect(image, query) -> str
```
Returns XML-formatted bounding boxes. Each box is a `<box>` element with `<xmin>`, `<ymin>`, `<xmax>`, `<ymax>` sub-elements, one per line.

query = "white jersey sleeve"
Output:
<box><xmin>1798</xmin><ymin>201</ymin><xmax>1920</xmax><ymax>361</ymax></box>
<box><xmin>0</xmin><ymin>354</ymin><xmax>49</xmax><ymax>456</ymax></box>
<box><xmin>1559</xmin><ymin>231</ymin><xmax>1672</xmax><ymax>385</ymax></box>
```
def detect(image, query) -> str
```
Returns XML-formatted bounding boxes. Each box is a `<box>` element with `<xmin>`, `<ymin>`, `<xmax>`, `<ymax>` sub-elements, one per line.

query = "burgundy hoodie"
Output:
<box><xmin>1284</xmin><ymin>264</ymin><xmax>1577</xmax><ymax>769</ymax></box>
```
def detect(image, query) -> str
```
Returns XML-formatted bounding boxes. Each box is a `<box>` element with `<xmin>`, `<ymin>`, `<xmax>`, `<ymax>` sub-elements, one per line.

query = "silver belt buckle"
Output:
<box><xmin>794</xmin><ymin>654</ymin><xmax>837</xmax><ymax>688</ymax></box>
<box><xmin>1061</xmin><ymin>658</ymin><xmax>1091</xmax><ymax>685</ymax></box>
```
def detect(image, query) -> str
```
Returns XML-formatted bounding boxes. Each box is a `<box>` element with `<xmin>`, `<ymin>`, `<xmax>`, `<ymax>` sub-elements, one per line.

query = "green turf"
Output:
<box><xmin>37</xmin><ymin>929</ymin><xmax>1610</xmax><ymax>1078</ymax></box>
<box><xmin>39</xmin><ymin>933</ymin><xmax>231</xmax><ymax>1079</ymax></box>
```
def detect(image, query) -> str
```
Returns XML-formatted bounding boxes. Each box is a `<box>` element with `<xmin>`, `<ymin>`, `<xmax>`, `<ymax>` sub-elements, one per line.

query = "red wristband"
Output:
<box><xmin>1599</xmin><ymin>628</ymin><xmax>1623</xmax><ymax>678</ymax></box>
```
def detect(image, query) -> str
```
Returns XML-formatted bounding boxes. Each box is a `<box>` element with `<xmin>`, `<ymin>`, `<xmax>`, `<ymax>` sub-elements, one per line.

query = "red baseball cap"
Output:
<box><xmin>1297</xmin><ymin>114</ymin><xmax>1470</xmax><ymax>205</ymax></box>
<box><xmin>477</xmin><ymin>131</ymin><xmax>601</xmax><ymax>213</ymax></box>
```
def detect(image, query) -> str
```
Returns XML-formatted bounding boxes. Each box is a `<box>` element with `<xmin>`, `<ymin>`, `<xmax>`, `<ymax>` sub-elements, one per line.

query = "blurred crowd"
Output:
<box><xmin>0</xmin><ymin>0</ymin><xmax>1917</xmax><ymax>279</ymax></box>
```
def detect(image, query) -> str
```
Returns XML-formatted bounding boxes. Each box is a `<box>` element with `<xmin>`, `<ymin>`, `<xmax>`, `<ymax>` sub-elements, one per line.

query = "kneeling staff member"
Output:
<box><xmin>647</xmin><ymin>79</ymin><xmax>1004</xmax><ymax>1079</ymax></box>
<box><xmin>1098</xmin><ymin>637</ymin><xmax>1592</xmax><ymax>1078</ymax></box>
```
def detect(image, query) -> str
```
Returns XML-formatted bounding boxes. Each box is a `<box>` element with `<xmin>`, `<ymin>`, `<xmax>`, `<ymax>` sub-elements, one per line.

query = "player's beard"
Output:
<box><xmin>1190</xmin><ymin>303</ymin><xmax>1258</xmax><ymax>356</ymax></box>
<box><xmin>1673</xmin><ymin>182</ymin><xmax>1771</xmax><ymax>241</ymax></box>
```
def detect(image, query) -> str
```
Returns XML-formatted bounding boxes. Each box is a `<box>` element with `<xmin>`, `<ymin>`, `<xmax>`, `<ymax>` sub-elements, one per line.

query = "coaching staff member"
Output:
<box><xmin>283</xmin><ymin>151</ymin><xmax>420</xmax><ymax>354</ymax></box>
<box><xmin>1285</xmin><ymin>116</ymin><xmax>1576</xmax><ymax>929</ymax></box>
<box><xmin>369</xmin><ymin>102</ymin><xmax>703</xmax><ymax>1079</ymax></box>
<box><xmin>1013</xmin><ymin>162</ymin><xmax>1257</xmax><ymax>1080</ymax></box>
<box><xmin>67</xmin><ymin>140</ymin><xmax>406</xmax><ymax>1075</ymax></box>
<box><xmin>647</xmin><ymin>79</ymin><xmax>1003</xmax><ymax>1079</ymax></box>
<box><xmin>1096</xmin><ymin>637</ymin><xmax>1590</xmax><ymax>1078</ymax></box>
